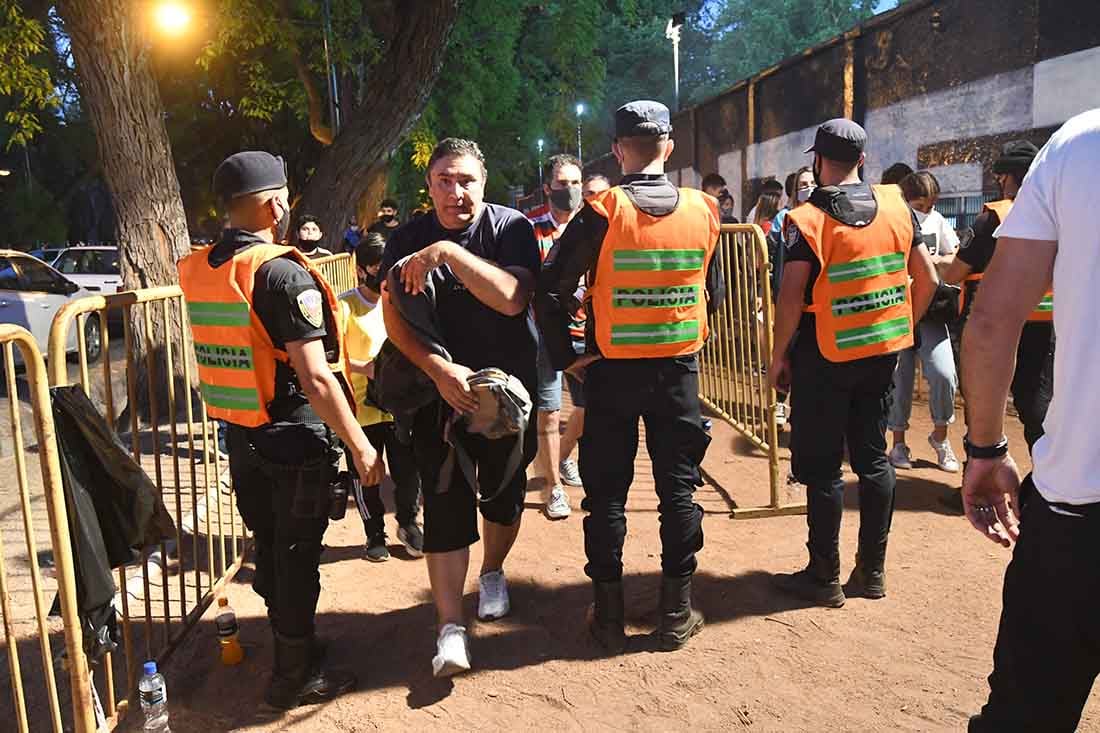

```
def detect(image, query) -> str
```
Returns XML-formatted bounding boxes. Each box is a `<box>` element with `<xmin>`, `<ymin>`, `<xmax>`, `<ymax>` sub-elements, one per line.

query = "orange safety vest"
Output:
<box><xmin>957</xmin><ymin>200</ymin><xmax>1053</xmax><ymax>322</ymax></box>
<box><xmin>177</xmin><ymin>243</ymin><xmax>354</xmax><ymax>428</ymax></box>
<box><xmin>788</xmin><ymin>184</ymin><xmax>915</xmax><ymax>362</ymax></box>
<box><xmin>586</xmin><ymin>186</ymin><xmax>719</xmax><ymax>359</ymax></box>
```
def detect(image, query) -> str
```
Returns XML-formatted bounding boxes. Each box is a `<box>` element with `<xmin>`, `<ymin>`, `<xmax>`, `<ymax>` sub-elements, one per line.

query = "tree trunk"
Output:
<box><xmin>59</xmin><ymin>0</ymin><xmax>194</xmax><ymax>423</ymax></box>
<box><xmin>296</xmin><ymin>1</ymin><xmax>460</xmax><ymax>238</ymax></box>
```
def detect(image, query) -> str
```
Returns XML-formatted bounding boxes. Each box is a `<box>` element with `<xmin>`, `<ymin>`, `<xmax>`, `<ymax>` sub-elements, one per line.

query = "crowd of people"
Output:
<box><xmin>176</xmin><ymin>99</ymin><xmax>1100</xmax><ymax>730</ymax></box>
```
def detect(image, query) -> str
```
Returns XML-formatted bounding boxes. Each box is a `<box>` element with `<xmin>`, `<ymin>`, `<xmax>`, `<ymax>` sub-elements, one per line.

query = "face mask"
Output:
<box><xmin>550</xmin><ymin>185</ymin><xmax>583</xmax><ymax>213</ymax></box>
<box><xmin>274</xmin><ymin>201</ymin><xmax>291</xmax><ymax>243</ymax></box>
<box><xmin>796</xmin><ymin>187</ymin><xmax>814</xmax><ymax>203</ymax></box>
<box><xmin>380</xmin><ymin>215</ymin><xmax>398</xmax><ymax>225</ymax></box>
<box><xmin>362</xmin><ymin>268</ymin><xmax>383</xmax><ymax>292</ymax></box>
<box><xmin>913</xmin><ymin>208</ymin><xmax>929</xmax><ymax>224</ymax></box>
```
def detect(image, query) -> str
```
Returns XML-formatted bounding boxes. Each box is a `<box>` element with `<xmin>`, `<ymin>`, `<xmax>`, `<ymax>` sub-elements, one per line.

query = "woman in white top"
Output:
<box><xmin>888</xmin><ymin>171</ymin><xmax>961</xmax><ymax>473</ymax></box>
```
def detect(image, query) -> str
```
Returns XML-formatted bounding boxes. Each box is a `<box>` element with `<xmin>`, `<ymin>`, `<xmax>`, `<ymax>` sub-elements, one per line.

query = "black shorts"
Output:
<box><xmin>411</xmin><ymin>403</ymin><xmax>537</xmax><ymax>553</ymax></box>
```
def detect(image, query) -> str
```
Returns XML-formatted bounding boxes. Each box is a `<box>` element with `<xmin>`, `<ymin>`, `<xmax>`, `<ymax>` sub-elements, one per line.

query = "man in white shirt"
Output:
<box><xmin>962</xmin><ymin>108</ymin><xmax>1100</xmax><ymax>732</ymax></box>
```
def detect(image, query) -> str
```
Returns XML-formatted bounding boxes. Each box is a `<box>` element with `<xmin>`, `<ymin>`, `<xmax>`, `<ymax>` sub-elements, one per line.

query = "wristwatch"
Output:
<box><xmin>963</xmin><ymin>434</ymin><xmax>1009</xmax><ymax>459</ymax></box>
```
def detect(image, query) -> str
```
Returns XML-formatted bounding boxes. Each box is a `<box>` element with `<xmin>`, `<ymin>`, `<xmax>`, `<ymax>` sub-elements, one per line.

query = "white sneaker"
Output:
<box><xmin>431</xmin><ymin>623</ymin><xmax>471</xmax><ymax>678</ymax></box>
<box><xmin>559</xmin><ymin>459</ymin><xmax>583</xmax><ymax>487</ymax></box>
<box><xmin>889</xmin><ymin>443</ymin><xmax>912</xmax><ymax>469</ymax></box>
<box><xmin>545</xmin><ymin>485</ymin><xmax>572</xmax><ymax>520</ymax></box>
<box><xmin>928</xmin><ymin>434</ymin><xmax>960</xmax><ymax>473</ymax></box>
<box><xmin>478</xmin><ymin>570</ymin><xmax>510</xmax><ymax>621</ymax></box>
<box><xmin>774</xmin><ymin>402</ymin><xmax>788</xmax><ymax>427</ymax></box>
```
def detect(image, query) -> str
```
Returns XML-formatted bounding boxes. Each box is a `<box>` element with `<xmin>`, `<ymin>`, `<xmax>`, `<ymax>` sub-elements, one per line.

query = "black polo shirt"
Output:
<box><xmin>380</xmin><ymin>203</ymin><xmax>541</xmax><ymax>392</ymax></box>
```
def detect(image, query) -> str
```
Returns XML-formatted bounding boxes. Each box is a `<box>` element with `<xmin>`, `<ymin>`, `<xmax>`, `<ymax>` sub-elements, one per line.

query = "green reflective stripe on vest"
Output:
<box><xmin>834</xmin><ymin>317</ymin><xmax>910</xmax><ymax>350</ymax></box>
<box><xmin>1035</xmin><ymin>295</ymin><xmax>1053</xmax><ymax>312</ymax></box>
<box><xmin>200</xmin><ymin>383</ymin><xmax>260</xmax><ymax>411</ymax></box>
<box><xmin>827</xmin><ymin>253</ymin><xmax>906</xmax><ymax>283</ymax></box>
<box><xmin>613</xmin><ymin>249</ymin><xmax>705</xmax><ymax>271</ymax></box>
<box><xmin>830</xmin><ymin>285</ymin><xmax>907</xmax><ymax>318</ymax></box>
<box><xmin>194</xmin><ymin>342</ymin><xmax>254</xmax><ymax>370</ymax></box>
<box><xmin>187</xmin><ymin>301</ymin><xmax>251</xmax><ymax>327</ymax></box>
<box><xmin>612</xmin><ymin>285</ymin><xmax>700</xmax><ymax>308</ymax></box>
<box><xmin>611</xmin><ymin>320</ymin><xmax>699</xmax><ymax>345</ymax></box>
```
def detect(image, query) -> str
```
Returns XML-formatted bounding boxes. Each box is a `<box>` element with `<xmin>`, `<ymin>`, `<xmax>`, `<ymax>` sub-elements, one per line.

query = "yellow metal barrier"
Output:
<box><xmin>312</xmin><ymin>252</ymin><xmax>357</xmax><ymax>294</ymax></box>
<box><xmin>46</xmin><ymin>287</ymin><xmax>247</xmax><ymax>728</ymax></box>
<box><xmin>0</xmin><ymin>325</ymin><xmax>95</xmax><ymax>732</ymax></box>
<box><xmin>698</xmin><ymin>224</ymin><xmax>806</xmax><ymax>519</ymax></box>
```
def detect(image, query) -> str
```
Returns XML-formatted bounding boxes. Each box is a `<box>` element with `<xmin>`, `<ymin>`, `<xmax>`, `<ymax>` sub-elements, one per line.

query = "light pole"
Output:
<box><xmin>665</xmin><ymin>12</ymin><xmax>685</xmax><ymax>112</ymax></box>
<box><xmin>537</xmin><ymin>138</ymin><xmax>545</xmax><ymax>206</ymax></box>
<box><xmin>575</xmin><ymin>103</ymin><xmax>585</xmax><ymax>164</ymax></box>
<box><xmin>321</xmin><ymin>0</ymin><xmax>341</xmax><ymax>136</ymax></box>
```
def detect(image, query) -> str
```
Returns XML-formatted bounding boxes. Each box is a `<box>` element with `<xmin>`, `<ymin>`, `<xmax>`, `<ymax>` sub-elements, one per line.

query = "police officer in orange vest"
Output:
<box><xmin>537</xmin><ymin>101</ymin><xmax>724</xmax><ymax>653</ymax></box>
<box><xmin>177</xmin><ymin>152</ymin><xmax>381</xmax><ymax>709</ymax></box>
<box><xmin>768</xmin><ymin>120</ymin><xmax>939</xmax><ymax>607</ymax></box>
<box><xmin>944</xmin><ymin>140</ymin><xmax>1052</xmax><ymax>453</ymax></box>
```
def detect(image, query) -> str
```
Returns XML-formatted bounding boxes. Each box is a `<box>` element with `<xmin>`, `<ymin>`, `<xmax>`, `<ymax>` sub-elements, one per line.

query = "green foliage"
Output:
<box><xmin>692</xmin><ymin>0</ymin><xmax>879</xmax><ymax>101</ymax></box>
<box><xmin>0</xmin><ymin>0</ymin><xmax>58</xmax><ymax>148</ymax></box>
<box><xmin>0</xmin><ymin>174</ymin><xmax>68</xmax><ymax>245</ymax></box>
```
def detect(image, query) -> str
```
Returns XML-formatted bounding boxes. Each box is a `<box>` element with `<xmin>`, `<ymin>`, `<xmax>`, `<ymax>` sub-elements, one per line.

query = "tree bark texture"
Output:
<box><xmin>60</xmin><ymin>0</ymin><xmax>195</xmax><ymax>421</ymax></box>
<box><xmin>296</xmin><ymin>1</ymin><xmax>460</xmax><ymax>238</ymax></box>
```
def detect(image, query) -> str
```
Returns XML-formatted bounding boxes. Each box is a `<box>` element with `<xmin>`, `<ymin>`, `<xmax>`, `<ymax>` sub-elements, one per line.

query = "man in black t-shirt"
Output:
<box><xmin>380</xmin><ymin>138</ymin><xmax>539</xmax><ymax>678</ymax></box>
<box><xmin>368</xmin><ymin>198</ymin><xmax>402</xmax><ymax>241</ymax></box>
<box><xmin>944</xmin><ymin>141</ymin><xmax>1052</xmax><ymax>452</ymax></box>
<box><xmin>180</xmin><ymin>151</ymin><xmax>381</xmax><ymax>709</ymax></box>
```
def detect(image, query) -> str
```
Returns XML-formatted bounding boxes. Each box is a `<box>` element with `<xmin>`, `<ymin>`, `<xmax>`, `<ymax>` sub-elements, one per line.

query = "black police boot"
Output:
<box><xmin>265</xmin><ymin>631</ymin><xmax>357</xmax><ymax>710</ymax></box>
<box><xmin>844</xmin><ymin>539</ymin><xmax>887</xmax><ymax>600</ymax></box>
<box><xmin>588</xmin><ymin>581</ymin><xmax>627</xmax><ymax>654</ymax></box>
<box><xmin>657</xmin><ymin>575</ymin><xmax>704</xmax><ymax>652</ymax></box>
<box><xmin>773</xmin><ymin>544</ymin><xmax>846</xmax><ymax>608</ymax></box>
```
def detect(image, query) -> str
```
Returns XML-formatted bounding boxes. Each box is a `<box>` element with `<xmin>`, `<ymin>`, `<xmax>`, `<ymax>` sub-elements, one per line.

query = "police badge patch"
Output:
<box><xmin>296</xmin><ymin>289</ymin><xmax>324</xmax><ymax>328</ymax></box>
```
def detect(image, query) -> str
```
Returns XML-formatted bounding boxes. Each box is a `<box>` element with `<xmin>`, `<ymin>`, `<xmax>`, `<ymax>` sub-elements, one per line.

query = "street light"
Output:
<box><xmin>537</xmin><ymin>139</ymin><xmax>545</xmax><ymax>206</ymax></box>
<box><xmin>0</xmin><ymin>169</ymin><xmax>10</xmax><ymax>177</ymax></box>
<box><xmin>575</xmin><ymin>103</ymin><xmax>586</xmax><ymax>164</ymax></box>
<box><xmin>666</xmin><ymin>12</ymin><xmax>685</xmax><ymax>112</ymax></box>
<box><xmin>153</xmin><ymin>1</ymin><xmax>192</xmax><ymax>36</ymax></box>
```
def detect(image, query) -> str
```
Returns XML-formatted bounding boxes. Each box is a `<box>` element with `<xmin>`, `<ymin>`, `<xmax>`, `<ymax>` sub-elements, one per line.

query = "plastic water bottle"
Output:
<box><xmin>215</xmin><ymin>597</ymin><xmax>244</xmax><ymax>665</ymax></box>
<box><xmin>138</xmin><ymin>660</ymin><xmax>170</xmax><ymax>732</ymax></box>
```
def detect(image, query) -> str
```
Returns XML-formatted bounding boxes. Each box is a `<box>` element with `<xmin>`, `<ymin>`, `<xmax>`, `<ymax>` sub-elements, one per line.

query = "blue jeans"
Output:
<box><xmin>888</xmin><ymin>320</ymin><xmax>957</xmax><ymax>432</ymax></box>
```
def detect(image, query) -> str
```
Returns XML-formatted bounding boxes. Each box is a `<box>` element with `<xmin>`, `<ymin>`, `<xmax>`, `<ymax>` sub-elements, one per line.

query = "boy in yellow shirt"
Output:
<box><xmin>339</xmin><ymin>233</ymin><xmax>423</xmax><ymax>561</ymax></box>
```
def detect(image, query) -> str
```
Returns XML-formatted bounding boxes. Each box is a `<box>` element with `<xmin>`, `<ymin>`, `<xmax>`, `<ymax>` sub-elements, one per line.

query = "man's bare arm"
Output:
<box><xmin>962</xmin><ymin>237</ymin><xmax>1056</xmax><ymax>445</ymax></box>
<box><xmin>397</xmin><ymin>241</ymin><xmax>532</xmax><ymax>316</ymax></box>
<box><xmin>908</xmin><ymin>245</ymin><xmax>940</xmax><ymax>322</ymax></box>
<box><xmin>943</xmin><ymin>257</ymin><xmax>973</xmax><ymax>286</ymax></box>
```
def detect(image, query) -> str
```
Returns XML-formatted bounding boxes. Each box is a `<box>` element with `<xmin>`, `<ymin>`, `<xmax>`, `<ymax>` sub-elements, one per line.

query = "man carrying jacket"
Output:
<box><xmin>177</xmin><ymin>151</ymin><xmax>381</xmax><ymax>709</ymax></box>
<box><xmin>768</xmin><ymin>120</ymin><xmax>938</xmax><ymax>608</ymax></box>
<box><xmin>537</xmin><ymin>100</ymin><xmax>724</xmax><ymax>654</ymax></box>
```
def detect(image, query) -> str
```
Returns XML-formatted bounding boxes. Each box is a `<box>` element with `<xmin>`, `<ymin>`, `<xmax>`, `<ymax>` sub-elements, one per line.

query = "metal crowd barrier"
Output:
<box><xmin>0</xmin><ymin>325</ymin><xmax>95</xmax><ymax>732</ymax></box>
<box><xmin>312</xmin><ymin>252</ymin><xmax>357</xmax><ymax>294</ymax></box>
<box><xmin>45</xmin><ymin>286</ymin><xmax>248</xmax><ymax>729</ymax></box>
<box><xmin>698</xmin><ymin>224</ymin><xmax>805</xmax><ymax>519</ymax></box>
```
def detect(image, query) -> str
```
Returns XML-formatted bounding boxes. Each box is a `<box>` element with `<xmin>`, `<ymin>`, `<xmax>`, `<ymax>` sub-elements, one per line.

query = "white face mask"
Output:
<box><xmin>796</xmin><ymin>187</ymin><xmax>814</xmax><ymax>203</ymax></box>
<box><xmin>913</xmin><ymin>208</ymin><xmax>929</xmax><ymax>224</ymax></box>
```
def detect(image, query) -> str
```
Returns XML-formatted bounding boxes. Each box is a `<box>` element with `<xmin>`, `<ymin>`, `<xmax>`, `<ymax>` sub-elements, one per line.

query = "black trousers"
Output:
<box><xmin>345</xmin><ymin>421</ymin><xmax>421</xmax><ymax>538</ymax></box>
<box><xmin>970</xmin><ymin>476</ymin><xmax>1100</xmax><ymax>733</ymax></box>
<box><xmin>789</xmin><ymin>331</ymin><xmax>897</xmax><ymax>564</ymax></box>
<box><xmin>227</xmin><ymin>424</ymin><xmax>338</xmax><ymax>638</ymax></box>
<box><xmin>579</xmin><ymin>356</ymin><xmax>711</xmax><ymax>582</ymax></box>
<box><xmin>1011</xmin><ymin>322</ymin><xmax>1054</xmax><ymax>453</ymax></box>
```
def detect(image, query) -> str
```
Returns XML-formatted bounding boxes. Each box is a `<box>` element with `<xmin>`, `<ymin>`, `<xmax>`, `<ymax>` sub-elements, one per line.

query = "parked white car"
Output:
<box><xmin>51</xmin><ymin>246</ymin><xmax>121</xmax><ymax>294</ymax></box>
<box><xmin>0</xmin><ymin>250</ymin><xmax>101</xmax><ymax>362</ymax></box>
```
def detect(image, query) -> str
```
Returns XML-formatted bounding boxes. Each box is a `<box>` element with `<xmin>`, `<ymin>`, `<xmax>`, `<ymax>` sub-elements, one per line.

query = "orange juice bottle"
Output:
<box><xmin>215</xmin><ymin>597</ymin><xmax>244</xmax><ymax>665</ymax></box>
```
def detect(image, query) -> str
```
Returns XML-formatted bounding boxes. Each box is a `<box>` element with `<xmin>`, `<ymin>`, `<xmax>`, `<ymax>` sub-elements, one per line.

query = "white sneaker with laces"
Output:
<box><xmin>774</xmin><ymin>402</ymin><xmax>788</xmax><ymax>427</ymax></box>
<box><xmin>928</xmin><ymin>434</ymin><xmax>960</xmax><ymax>473</ymax></box>
<box><xmin>432</xmin><ymin>623</ymin><xmax>471</xmax><ymax>678</ymax></box>
<box><xmin>545</xmin><ymin>485</ymin><xmax>572</xmax><ymax>520</ymax></box>
<box><xmin>559</xmin><ymin>459</ymin><xmax>583</xmax><ymax>487</ymax></box>
<box><xmin>889</xmin><ymin>443</ymin><xmax>912</xmax><ymax>470</ymax></box>
<box><xmin>478</xmin><ymin>570</ymin><xmax>510</xmax><ymax>621</ymax></box>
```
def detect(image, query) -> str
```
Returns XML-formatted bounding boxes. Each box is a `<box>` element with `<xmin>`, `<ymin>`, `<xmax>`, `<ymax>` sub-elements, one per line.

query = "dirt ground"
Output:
<box><xmin>128</xmin><ymin>399</ymin><xmax>1099</xmax><ymax>732</ymax></box>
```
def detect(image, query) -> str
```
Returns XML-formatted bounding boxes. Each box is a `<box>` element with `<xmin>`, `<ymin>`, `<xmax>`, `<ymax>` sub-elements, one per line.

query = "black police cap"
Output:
<box><xmin>615</xmin><ymin>101</ymin><xmax>672</xmax><ymax>138</ymax></box>
<box><xmin>213</xmin><ymin>151</ymin><xmax>288</xmax><ymax>201</ymax></box>
<box><xmin>993</xmin><ymin>140</ymin><xmax>1039</xmax><ymax>175</ymax></box>
<box><xmin>804</xmin><ymin>118</ymin><xmax>867</xmax><ymax>163</ymax></box>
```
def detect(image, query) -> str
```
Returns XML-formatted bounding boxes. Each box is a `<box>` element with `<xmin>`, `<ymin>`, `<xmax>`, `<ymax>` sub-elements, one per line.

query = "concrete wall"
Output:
<box><xmin>586</xmin><ymin>0</ymin><xmax>1100</xmax><ymax>216</ymax></box>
